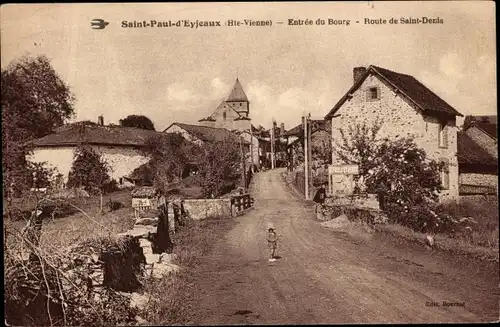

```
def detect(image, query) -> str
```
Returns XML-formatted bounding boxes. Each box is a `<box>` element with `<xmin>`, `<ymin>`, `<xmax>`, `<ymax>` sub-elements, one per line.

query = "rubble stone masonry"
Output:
<box><xmin>330</xmin><ymin>74</ymin><xmax>459</xmax><ymax>200</ymax></box>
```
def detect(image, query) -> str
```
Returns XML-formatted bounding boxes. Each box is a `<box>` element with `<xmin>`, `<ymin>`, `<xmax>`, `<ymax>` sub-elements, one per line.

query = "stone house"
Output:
<box><xmin>457</xmin><ymin>131</ymin><xmax>497</xmax><ymax>193</ymax></box>
<box><xmin>284</xmin><ymin>119</ymin><xmax>332</xmax><ymax>168</ymax></box>
<box><xmin>26</xmin><ymin>117</ymin><xmax>166</xmax><ymax>188</ymax></box>
<box><xmin>457</xmin><ymin>115</ymin><xmax>497</xmax><ymax>192</ymax></box>
<box><xmin>462</xmin><ymin>115</ymin><xmax>497</xmax><ymax>160</ymax></box>
<box><xmin>163</xmin><ymin>122</ymin><xmax>253</xmax><ymax>169</ymax></box>
<box><xmin>324</xmin><ymin>65</ymin><xmax>464</xmax><ymax>201</ymax></box>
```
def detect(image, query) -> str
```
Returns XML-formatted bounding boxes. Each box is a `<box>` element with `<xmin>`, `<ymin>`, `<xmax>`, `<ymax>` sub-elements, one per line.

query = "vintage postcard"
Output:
<box><xmin>2</xmin><ymin>1</ymin><xmax>498</xmax><ymax>326</ymax></box>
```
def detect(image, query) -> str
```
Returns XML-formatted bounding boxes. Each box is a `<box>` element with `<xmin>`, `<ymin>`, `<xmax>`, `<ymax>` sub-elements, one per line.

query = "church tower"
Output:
<box><xmin>226</xmin><ymin>78</ymin><xmax>250</xmax><ymax>117</ymax></box>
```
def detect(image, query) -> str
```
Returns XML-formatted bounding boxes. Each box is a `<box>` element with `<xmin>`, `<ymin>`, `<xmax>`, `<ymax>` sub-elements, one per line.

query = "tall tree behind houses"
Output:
<box><xmin>119</xmin><ymin>115</ymin><xmax>156</xmax><ymax>130</ymax></box>
<box><xmin>2</xmin><ymin>55</ymin><xmax>75</xmax><ymax>195</ymax></box>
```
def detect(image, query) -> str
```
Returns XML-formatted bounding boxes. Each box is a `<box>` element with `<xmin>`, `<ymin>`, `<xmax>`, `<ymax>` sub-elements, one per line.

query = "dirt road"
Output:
<box><xmin>188</xmin><ymin>169</ymin><xmax>499</xmax><ymax>324</ymax></box>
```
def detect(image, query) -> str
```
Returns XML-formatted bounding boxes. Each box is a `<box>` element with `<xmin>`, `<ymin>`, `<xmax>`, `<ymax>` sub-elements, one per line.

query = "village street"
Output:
<box><xmin>188</xmin><ymin>168</ymin><xmax>498</xmax><ymax>324</ymax></box>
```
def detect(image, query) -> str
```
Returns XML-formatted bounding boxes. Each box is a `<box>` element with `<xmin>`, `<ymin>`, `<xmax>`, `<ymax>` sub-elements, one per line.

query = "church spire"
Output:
<box><xmin>227</xmin><ymin>78</ymin><xmax>249</xmax><ymax>102</ymax></box>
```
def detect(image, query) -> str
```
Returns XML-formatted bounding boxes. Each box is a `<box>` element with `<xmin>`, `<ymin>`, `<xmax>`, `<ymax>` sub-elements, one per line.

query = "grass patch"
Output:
<box><xmin>436</xmin><ymin>197</ymin><xmax>499</xmax><ymax>248</ymax></box>
<box><xmin>4</xmin><ymin>193</ymin><xmax>135</xmax><ymax>257</ymax></box>
<box><xmin>139</xmin><ymin>215</ymin><xmax>236</xmax><ymax>325</ymax></box>
<box><xmin>373</xmin><ymin>223</ymin><xmax>499</xmax><ymax>263</ymax></box>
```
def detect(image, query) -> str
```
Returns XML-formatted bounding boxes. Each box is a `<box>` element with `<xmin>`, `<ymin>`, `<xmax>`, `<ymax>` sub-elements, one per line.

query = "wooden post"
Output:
<box><xmin>270</xmin><ymin>120</ymin><xmax>275</xmax><ymax>169</ymax></box>
<box><xmin>304</xmin><ymin>115</ymin><xmax>310</xmax><ymax>200</ymax></box>
<box><xmin>156</xmin><ymin>198</ymin><xmax>173</xmax><ymax>254</ymax></box>
<box><xmin>307</xmin><ymin>114</ymin><xmax>313</xmax><ymax>199</ymax></box>
<box><xmin>100</xmin><ymin>191</ymin><xmax>103</xmax><ymax>214</ymax></box>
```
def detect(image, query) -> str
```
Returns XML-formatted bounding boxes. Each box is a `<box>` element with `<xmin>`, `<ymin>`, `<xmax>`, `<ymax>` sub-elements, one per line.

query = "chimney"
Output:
<box><xmin>98</xmin><ymin>115</ymin><xmax>104</xmax><ymax>126</ymax></box>
<box><xmin>280</xmin><ymin>123</ymin><xmax>285</xmax><ymax>136</ymax></box>
<box><xmin>353</xmin><ymin>67</ymin><xmax>367</xmax><ymax>84</ymax></box>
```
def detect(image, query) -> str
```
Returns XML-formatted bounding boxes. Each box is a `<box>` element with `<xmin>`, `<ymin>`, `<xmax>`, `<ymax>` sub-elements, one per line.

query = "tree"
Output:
<box><xmin>119</xmin><ymin>115</ymin><xmax>155</xmax><ymax>130</ymax></box>
<box><xmin>332</xmin><ymin>121</ymin><xmax>444</xmax><ymax>233</ymax></box>
<box><xmin>196</xmin><ymin>139</ymin><xmax>242</xmax><ymax>198</ymax></box>
<box><xmin>26</xmin><ymin>162</ymin><xmax>55</xmax><ymax>189</ymax></box>
<box><xmin>140</xmin><ymin>133</ymin><xmax>198</xmax><ymax>189</ymax></box>
<box><xmin>332</xmin><ymin>119</ymin><xmax>383</xmax><ymax>183</ymax></box>
<box><xmin>2</xmin><ymin>55</ymin><xmax>75</xmax><ymax>196</ymax></box>
<box><xmin>67</xmin><ymin>146</ymin><xmax>111</xmax><ymax>195</ymax></box>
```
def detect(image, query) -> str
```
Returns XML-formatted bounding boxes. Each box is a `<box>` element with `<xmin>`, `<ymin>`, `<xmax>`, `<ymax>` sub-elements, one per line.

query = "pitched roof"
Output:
<box><xmin>474</xmin><ymin>122</ymin><xmax>497</xmax><ymax>140</ymax></box>
<box><xmin>283</xmin><ymin>120</ymin><xmax>331</xmax><ymax>137</ymax></box>
<box><xmin>226</xmin><ymin>78</ymin><xmax>249</xmax><ymax>102</ymax></box>
<box><xmin>462</xmin><ymin>115</ymin><xmax>497</xmax><ymax>139</ymax></box>
<box><xmin>457</xmin><ymin>131</ymin><xmax>497</xmax><ymax>166</ymax></box>
<box><xmin>165</xmin><ymin>122</ymin><xmax>249</xmax><ymax>144</ymax></box>
<box><xmin>464</xmin><ymin>115</ymin><xmax>497</xmax><ymax>125</ymax></box>
<box><xmin>325</xmin><ymin>65</ymin><xmax>463</xmax><ymax>119</ymax></box>
<box><xmin>28</xmin><ymin>122</ymin><xmax>165</xmax><ymax>147</ymax></box>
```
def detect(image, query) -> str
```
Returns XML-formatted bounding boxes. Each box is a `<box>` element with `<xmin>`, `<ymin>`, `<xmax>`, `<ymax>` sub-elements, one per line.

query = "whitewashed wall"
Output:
<box><xmin>28</xmin><ymin>145</ymin><xmax>150</xmax><ymax>184</ymax></box>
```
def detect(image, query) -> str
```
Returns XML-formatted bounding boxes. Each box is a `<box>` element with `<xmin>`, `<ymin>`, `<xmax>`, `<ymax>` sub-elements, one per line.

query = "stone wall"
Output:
<box><xmin>182</xmin><ymin>198</ymin><xmax>232</xmax><ymax>220</ymax></box>
<box><xmin>330</xmin><ymin>73</ymin><xmax>459</xmax><ymax>201</ymax></box>
<box><xmin>460</xmin><ymin>172</ymin><xmax>498</xmax><ymax>187</ymax></box>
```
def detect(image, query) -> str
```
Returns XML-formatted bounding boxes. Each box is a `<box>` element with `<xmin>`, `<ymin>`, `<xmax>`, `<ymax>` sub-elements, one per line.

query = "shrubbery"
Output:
<box><xmin>67</xmin><ymin>146</ymin><xmax>111</xmax><ymax>195</ymax></box>
<box><xmin>333</xmin><ymin>120</ymin><xmax>445</xmax><ymax>233</ymax></box>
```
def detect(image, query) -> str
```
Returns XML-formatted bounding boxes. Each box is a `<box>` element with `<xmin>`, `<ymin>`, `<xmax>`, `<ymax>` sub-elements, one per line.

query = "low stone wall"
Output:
<box><xmin>322</xmin><ymin>194</ymin><xmax>387</xmax><ymax>224</ymax></box>
<box><xmin>182</xmin><ymin>198</ymin><xmax>232</xmax><ymax>220</ymax></box>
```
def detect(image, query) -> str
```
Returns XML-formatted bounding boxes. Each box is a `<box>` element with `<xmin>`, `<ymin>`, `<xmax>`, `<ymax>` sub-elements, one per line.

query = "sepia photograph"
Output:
<box><xmin>1</xmin><ymin>1</ymin><xmax>498</xmax><ymax>325</ymax></box>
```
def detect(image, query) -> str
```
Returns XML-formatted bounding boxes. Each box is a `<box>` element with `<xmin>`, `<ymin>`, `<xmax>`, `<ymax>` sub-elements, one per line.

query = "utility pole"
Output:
<box><xmin>270</xmin><ymin>120</ymin><xmax>275</xmax><ymax>169</ymax></box>
<box><xmin>304</xmin><ymin>115</ymin><xmax>309</xmax><ymax>200</ymax></box>
<box><xmin>239</xmin><ymin>136</ymin><xmax>246</xmax><ymax>191</ymax></box>
<box><xmin>307</xmin><ymin>113</ymin><xmax>313</xmax><ymax>199</ymax></box>
<box><xmin>249</xmin><ymin>126</ymin><xmax>254</xmax><ymax>173</ymax></box>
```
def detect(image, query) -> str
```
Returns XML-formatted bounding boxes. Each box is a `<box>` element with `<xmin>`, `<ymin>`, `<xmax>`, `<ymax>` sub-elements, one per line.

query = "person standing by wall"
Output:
<box><xmin>313</xmin><ymin>182</ymin><xmax>328</xmax><ymax>214</ymax></box>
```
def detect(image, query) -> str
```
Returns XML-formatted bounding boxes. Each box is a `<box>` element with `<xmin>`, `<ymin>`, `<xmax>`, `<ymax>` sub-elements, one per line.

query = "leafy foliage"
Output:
<box><xmin>332</xmin><ymin>118</ymin><xmax>382</xmax><ymax>180</ymax></box>
<box><xmin>140</xmin><ymin>133</ymin><xmax>199</xmax><ymax>189</ymax></box>
<box><xmin>2</xmin><ymin>55</ymin><xmax>75</xmax><ymax>196</ymax></box>
<box><xmin>332</xmin><ymin>120</ymin><xmax>444</xmax><ymax>233</ymax></box>
<box><xmin>67</xmin><ymin>146</ymin><xmax>111</xmax><ymax>195</ymax></box>
<box><xmin>196</xmin><ymin>138</ymin><xmax>242</xmax><ymax>198</ymax></box>
<box><xmin>119</xmin><ymin>114</ymin><xmax>155</xmax><ymax>130</ymax></box>
<box><xmin>26</xmin><ymin>162</ymin><xmax>56</xmax><ymax>189</ymax></box>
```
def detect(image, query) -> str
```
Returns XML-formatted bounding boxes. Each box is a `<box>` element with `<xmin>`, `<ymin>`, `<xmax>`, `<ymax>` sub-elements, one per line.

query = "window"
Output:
<box><xmin>438</xmin><ymin>121</ymin><xmax>448</xmax><ymax>148</ymax></box>
<box><xmin>366</xmin><ymin>87</ymin><xmax>380</xmax><ymax>101</ymax></box>
<box><xmin>223</xmin><ymin>112</ymin><xmax>227</xmax><ymax>121</ymax></box>
<box><xmin>439</xmin><ymin>159</ymin><xmax>450</xmax><ymax>190</ymax></box>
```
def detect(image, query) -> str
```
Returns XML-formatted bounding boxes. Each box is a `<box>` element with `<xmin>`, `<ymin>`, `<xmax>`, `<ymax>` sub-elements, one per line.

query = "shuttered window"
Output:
<box><xmin>438</xmin><ymin>122</ymin><xmax>448</xmax><ymax>148</ymax></box>
<box><xmin>366</xmin><ymin>87</ymin><xmax>380</xmax><ymax>101</ymax></box>
<box><xmin>440</xmin><ymin>158</ymin><xmax>450</xmax><ymax>190</ymax></box>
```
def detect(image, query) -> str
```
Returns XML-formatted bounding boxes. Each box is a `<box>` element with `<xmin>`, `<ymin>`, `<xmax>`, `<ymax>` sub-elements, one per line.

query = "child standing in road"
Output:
<box><xmin>267</xmin><ymin>223</ymin><xmax>279</xmax><ymax>262</ymax></box>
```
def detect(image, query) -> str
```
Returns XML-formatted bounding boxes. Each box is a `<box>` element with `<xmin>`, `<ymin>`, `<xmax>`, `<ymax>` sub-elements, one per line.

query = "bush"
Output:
<box><xmin>67</xmin><ymin>146</ymin><xmax>111</xmax><ymax>195</ymax></box>
<box><xmin>196</xmin><ymin>138</ymin><xmax>242</xmax><ymax>198</ymax></box>
<box><xmin>4</xmin><ymin>233</ymin><xmax>139</xmax><ymax>327</ymax></box>
<box><xmin>333</xmin><ymin>121</ymin><xmax>444</xmax><ymax>233</ymax></box>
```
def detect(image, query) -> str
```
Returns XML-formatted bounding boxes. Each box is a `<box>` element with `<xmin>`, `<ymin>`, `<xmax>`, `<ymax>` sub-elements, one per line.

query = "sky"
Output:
<box><xmin>1</xmin><ymin>2</ymin><xmax>496</xmax><ymax>131</ymax></box>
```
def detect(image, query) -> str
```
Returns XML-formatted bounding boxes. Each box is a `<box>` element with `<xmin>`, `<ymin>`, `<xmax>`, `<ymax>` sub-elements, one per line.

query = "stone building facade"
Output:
<box><xmin>198</xmin><ymin>78</ymin><xmax>260</xmax><ymax>169</ymax></box>
<box><xmin>27</xmin><ymin>120</ymin><xmax>161</xmax><ymax>187</ymax></box>
<box><xmin>325</xmin><ymin>65</ymin><xmax>464</xmax><ymax>201</ymax></box>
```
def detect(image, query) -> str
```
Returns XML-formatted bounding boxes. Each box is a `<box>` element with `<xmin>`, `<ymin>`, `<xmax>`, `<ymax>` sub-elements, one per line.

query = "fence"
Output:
<box><xmin>230</xmin><ymin>193</ymin><xmax>255</xmax><ymax>217</ymax></box>
<box><xmin>294</xmin><ymin>171</ymin><xmax>305</xmax><ymax>195</ymax></box>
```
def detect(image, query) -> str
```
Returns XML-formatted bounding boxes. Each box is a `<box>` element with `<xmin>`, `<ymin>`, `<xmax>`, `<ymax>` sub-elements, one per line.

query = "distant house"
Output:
<box><xmin>462</xmin><ymin>115</ymin><xmax>497</xmax><ymax>160</ymax></box>
<box><xmin>457</xmin><ymin>131</ymin><xmax>497</xmax><ymax>193</ymax></box>
<box><xmin>163</xmin><ymin>122</ymin><xmax>249</xmax><ymax>146</ymax></box>
<box><xmin>284</xmin><ymin>119</ymin><xmax>332</xmax><ymax>169</ymax></box>
<box><xmin>26</xmin><ymin>117</ymin><xmax>166</xmax><ymax>188</ymax></box>
<box><xmin>325</xmin><ymin>65</ymin><xmax>463</xmax><ymax>200</ymax></box>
